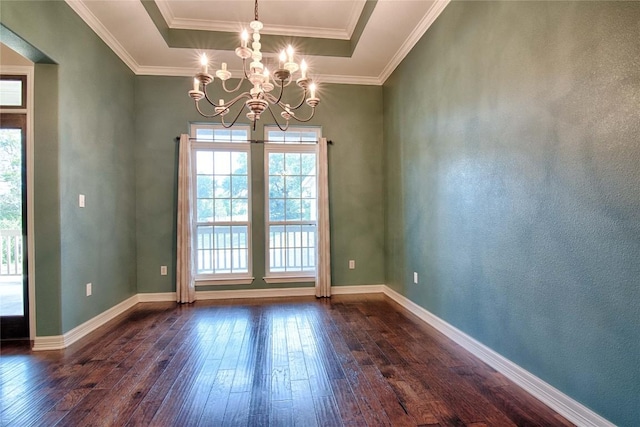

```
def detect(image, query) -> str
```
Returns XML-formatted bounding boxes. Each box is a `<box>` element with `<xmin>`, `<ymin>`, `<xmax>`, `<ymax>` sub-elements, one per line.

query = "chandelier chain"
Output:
<box><xmin>254</xmin><ymin>0</ymin><xmax>259</xmax><ymax>21</ymax></box>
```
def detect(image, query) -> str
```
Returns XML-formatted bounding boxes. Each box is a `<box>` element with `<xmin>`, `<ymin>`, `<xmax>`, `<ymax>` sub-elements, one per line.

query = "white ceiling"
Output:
<box><xmin>65</xmin><ymin>0</ymin><xmax>450</xmax><ymax>85</ymax></box>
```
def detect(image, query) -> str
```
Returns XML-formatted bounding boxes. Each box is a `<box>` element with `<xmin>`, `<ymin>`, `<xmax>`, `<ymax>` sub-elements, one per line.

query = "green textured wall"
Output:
<box><xmin>33</xmin><ymin>64</ymin><xmax>62</xmax><ymax>336</ymax></box>
<box><xmin>1</xmin><ymin>1</ymin><xmax>137</xmax><ymax>335</ymax></box>
<box><xmin>383</xmin><ymin>2</ymin><xmax>640</xmax><ymax>425</ymax></box>
<box><xmin>135</xmin><ymin>77</ymin><xmax>385</xmax><ymax>293</ymax></box>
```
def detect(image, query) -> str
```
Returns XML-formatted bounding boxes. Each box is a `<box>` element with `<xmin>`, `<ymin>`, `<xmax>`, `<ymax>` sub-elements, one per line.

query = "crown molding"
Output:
<box><xmin>154</xmin><ymin>0</ymin><xmax>176</xmax><ymax>29</ymax></box>
<box><xmin>318</xmin><ymin>73</ymin><xmax>382</xmax><ymax>86</ymax></box>
<box><xmin>377</xmin><ymin>0</ymin><xmax>450</xmax><ymax>85</ymax></box>
<box><xmin>65</xmin><ymin>0</ymin><xmax>448</xmax><ymax>86</ymax></box>
<box><xmin>135</xmin><ymin>65</ymin><xmax>382</xmax><ymax>86</ymax></box>
<box><xmin>154</xmin><ymin>0</ymin><xmax>362</xmax><ymax>40</ymax></box>
<box><xmin>169</xmin><ymin>18</ymin><xmax>352</xmax><ymax>41</ymax></box>
<box><xmin>64</xmin><ymin>0</ymin><xmax>141</xmax><ymax>74</ymax></box>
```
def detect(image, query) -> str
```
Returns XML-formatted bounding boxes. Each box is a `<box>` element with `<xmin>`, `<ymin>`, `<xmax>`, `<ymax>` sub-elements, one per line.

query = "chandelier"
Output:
<box><xmin>188</xmin><ymin>0</ymin><xmax>320</xmax><ymax>131</ymax></box>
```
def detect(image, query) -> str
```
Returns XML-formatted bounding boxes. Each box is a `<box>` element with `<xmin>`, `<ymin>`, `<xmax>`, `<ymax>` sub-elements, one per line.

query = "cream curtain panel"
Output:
<box><xmin>315</xmin><ymin>137</ymin><xmax>331</xmax><ymax>298</ymax></box>
<box><xmin>176</xmin><ymin>134</ymin><xmax>196</xmax><ymax>303</ymax></box>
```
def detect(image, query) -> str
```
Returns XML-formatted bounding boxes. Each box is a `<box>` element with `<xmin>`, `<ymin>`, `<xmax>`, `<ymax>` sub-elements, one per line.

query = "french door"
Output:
<box><xmin>0</xmin><ymin>112</ymin><xmax>29</xmax><ymax>339</ymax></box>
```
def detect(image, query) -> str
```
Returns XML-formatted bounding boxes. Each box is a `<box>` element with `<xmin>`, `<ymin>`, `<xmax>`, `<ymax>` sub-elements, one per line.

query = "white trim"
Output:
<box><xmin>30</xmin><ymin>284</ymin><xmax>369</xmax><ymax>348</ymax></box>
<box><xmin>381</xmin><ymin>286</ymin><xmax>615</xmax><ymax>427</ymax></box>
<box><xmin>33</xmin><ymin>294</ymin><xmax>138</xmax><ymax>351</ymax></box>
<box><xmin>377</xmin><ymin>0</ymin><xmax>450</xmax><ymax>84</ymax></box>
<box><xmin>154</xmin><ymin>0</ymin><xmax>176</xmax><ymax>30</ymax></box>
<box><xmin>154</xmin><ymin>0</ymin><xmax>361</xmax><ymax>40</ymax></box>
<box><xmin>314</xmin><ymin>74</ymin><xmax>382</xmax><ymax>86</ymax></box>
<box><xmin>331</xmin><ymin>284</ymin><xmax>385</xmax><ymax>295</ymax></box>
<box><xmin>64</xmin><ymin>0</ymin><xmax>448</xmax><ymax>86</ymax></box>
<box><xmin>263</xmin><ymin>276</ymin><xmax>314</xmax><ymax>284</ymax></box>
<box><xmin>170</xmin><ymin>18</ymin><xmax>352</xmax><ymax>41</ymax></box>
<box><xmin>32</xmin><ymin>335</ymin><xmax>65</xmax><ymax>351</ymax></box>
<box><xmin>26</xmin><ymin>281</ymin><xmax>614</xmax><ymax>426</ymax></box>
<box><xmin>197</xmin><ymin>286</ymin><xmax>316</xmax><ymax>300</ymax></box>
<box><xmin>138</xmin><ymin>292</ymin><xmax>177</xmax><ymax>302</ymax></box>
<box><xmin>135</xmin><ymin>66</ymin><xmax>195</xmax><ymax>77</ymax></box>
<box><xmin>196</xmin><ymin>277</ymin><xmax>255</xmax><ymax>286</ymax></box>
<box><xmin>135</xmin><ymin>65</ymin><xmax>383</xmax><ymax>86</ymax></box>
<box><xmin>64</xmin><ymin>0</ymin><xmax>141</xmax><ymax>74</ymax></box>
<box><xmin>26</xmin><ymin>67</ymin><xmax>35</xmax><ymax>341</ymax></box>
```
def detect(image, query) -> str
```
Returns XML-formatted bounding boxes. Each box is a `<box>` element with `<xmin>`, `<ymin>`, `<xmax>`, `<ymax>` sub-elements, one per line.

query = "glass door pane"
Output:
<box><xmin>0</xmin><ymin>113</ymin><xmax>29</xmax><ymax>339</ymax></box>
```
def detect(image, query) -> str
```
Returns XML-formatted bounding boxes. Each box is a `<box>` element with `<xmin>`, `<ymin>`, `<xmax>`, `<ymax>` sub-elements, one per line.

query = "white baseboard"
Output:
<box><xmin>138</xmin><ymin>292</ymin><xmax>176</xmax><ymax>302</ymax></box>
<box><xmin>33</xmin><ymin>294</ymin><xmax>138</xmax><ymax>351</ymax></box>
<box><xmin>381</xmin><ymin>286</ymin><xmax>614</xmax><ymax>427</ymax></box>
<box><xmin>196</xmin><ymin>286</ymin><xmax>316</xmax><ymax>300</ymax></box>
<box><xmin>196</xmin><ymin>284</ymin><xmax>386</xmax><ymax>299</ymax></box>
<box><xmin>30</xmin><ymin>284</ymin><xmax>611</xmax><ymax>426</ymax></box>
<box><xmin>32</xmin><ymin>335</ymin><xmax>65</xmax><ymax>351</ymax></box>
<box><xmin>331</xmin><ymin>284</ymin><xmax>386</xmax><ymax>295</ymax></box>
<box><xmin>34</xmin><ymin>285</ymin><xmax>378</xmax><ymax>350</ymax></box>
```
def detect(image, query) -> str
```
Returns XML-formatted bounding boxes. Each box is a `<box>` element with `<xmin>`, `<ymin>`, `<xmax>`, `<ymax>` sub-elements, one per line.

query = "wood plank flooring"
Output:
<box><xmin>0</xmin><ymin>294</ymin><xmax>574</xmax><ymax>426</ymax></box>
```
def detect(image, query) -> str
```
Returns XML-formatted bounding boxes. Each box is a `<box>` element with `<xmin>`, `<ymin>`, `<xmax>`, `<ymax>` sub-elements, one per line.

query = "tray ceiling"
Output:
<box><xmin>65</xmin><ymin>0</ymin><xmax>450</xmax><ymax>85</ymax></box>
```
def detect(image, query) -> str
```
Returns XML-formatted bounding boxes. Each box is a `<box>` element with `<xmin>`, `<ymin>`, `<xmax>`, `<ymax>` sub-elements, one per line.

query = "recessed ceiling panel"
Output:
<box><xmin>65</xmin><ymin>0</ymin><xmax>449</xmax><ymax>84</ymax></box>
<box><xmin>156</xmin><ymin>0</ymin><xmax>367</xmax><ymax>40</ymax></box>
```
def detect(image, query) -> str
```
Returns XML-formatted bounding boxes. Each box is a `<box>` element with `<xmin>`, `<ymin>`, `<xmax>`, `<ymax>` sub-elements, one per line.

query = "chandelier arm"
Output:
<box><xmin>210</xmin><ymin>91</ymin><xmax>252</xmax><ymax>110</ymax></box>
<box><xmin>222</xmin><ymin>74</ymin><xmax>246</xmax><ymax>93</ymax></box>
<box><xmin>273</xmin><ymin>79</ymin><xmax>285</xmax><ymax>104</ymax></box>
<box><xmin>290</xmin><ymin>106</ymin><xmax>317</xmax><ymax>123</ymax></box>
<box><xmin>265</xmin><ymin>102</ymin><xmax>290</xmax><ymax>132</ymax></box>
<box><xmin>243</xmin><ymin>58</ymin><xmax>251</xmax><ymax>80</ymax></box>
<box><xmin>289</xmin><ymin>88</ymin><xmax>308</xmax><ymax>110</ymax></box>
<box><xmin>202</xmin><ymin>84</ymin><xmax>220</xmax><ymax>107</ymax></box>
<box><xmin>194</xmin><ymin>101</ymin><xmax>226</xmax><ymax>118</ymax></box>
<box><xmin>220</xmin><ymin>103</ymin><xmax>247</xmax><ymax>129</ymax></box>
<box><xmin>265</xmin><ymin>88</ymin><xmax>306</xmax><ymax>112</ymax></box>
<box><xmin>282</xmin><ymin>76</ymin><xmax>294</xmax><ymax>88</ymax></box>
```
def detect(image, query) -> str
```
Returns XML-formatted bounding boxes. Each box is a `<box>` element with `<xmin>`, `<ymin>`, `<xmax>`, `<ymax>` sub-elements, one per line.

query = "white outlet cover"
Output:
<box><xmin>161</xmin><ymin>266</ymin><xmax>168</xmax><ymax>276</ymax></box>
<box><xmin>86</xmin><ymin>282</ymin><xmax>92</xmax><ymax>296</ymax></box>
<box><xmin>349</xmin><ymin>260</ymin><xmax>355</xmax><ymax>269</ymax></box>
<box><xmin>79</xmin><ymin>194</ymin><xmax>85</xmax><ymax>208</ymax></box>
<box><xmin>413</xmin><ymin>272</ymin><xmax>418</xmax><ymax>284</ymax></box>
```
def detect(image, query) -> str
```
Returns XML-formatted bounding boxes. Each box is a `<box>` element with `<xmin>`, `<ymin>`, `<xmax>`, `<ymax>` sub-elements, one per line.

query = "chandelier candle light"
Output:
<box><xmin>189</xmin><ymin>0</ymin><xmax>320</xmax><ymax>131</ymax></box>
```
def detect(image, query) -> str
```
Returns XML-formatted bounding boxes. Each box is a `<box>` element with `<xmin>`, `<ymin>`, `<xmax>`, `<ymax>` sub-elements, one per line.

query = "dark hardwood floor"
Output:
<box><xmin>0</xmin><ymin>294</ymin><xmax>574</xmax><ymax>426</ymax></box>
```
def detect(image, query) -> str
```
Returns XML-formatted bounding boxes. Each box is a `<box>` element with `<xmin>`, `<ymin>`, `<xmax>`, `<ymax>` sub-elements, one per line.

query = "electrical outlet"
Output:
<box><xmin>349</xmin><ymin>260</ymin><xmax>355</xmax><ymax>270</ymax></box>
<box><xmin>86</xmin><ymin>282</ymin><xmax>92</xmax><ymax>296</ymax></box>
<box><xmin>160</xmin><ymin>265</ymin><xmax>167</xmax><ymax>276</ymax></box>
<box><xmin>79</xmin><ymin>194</ymin><xmax>85</xmax><ymax>208</ymax></box>
<box><xmin>413</xmin><ymin>272</ymin><xmax>418</xmax><ymax>284</ymax></box>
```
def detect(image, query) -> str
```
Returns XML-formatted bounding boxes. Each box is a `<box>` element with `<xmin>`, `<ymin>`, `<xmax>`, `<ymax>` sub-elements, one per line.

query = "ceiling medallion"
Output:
<box><xmin>189</xmin><ymin>0</ymin><xmax>320</xmax><ymax>131</ymax></box>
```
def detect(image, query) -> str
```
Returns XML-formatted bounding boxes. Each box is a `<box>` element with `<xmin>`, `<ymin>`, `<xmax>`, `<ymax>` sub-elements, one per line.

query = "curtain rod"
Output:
<box><xmin>175</xmin><ymin>136</ymin><xmax>332</xmax><ymax>145</ymax></box>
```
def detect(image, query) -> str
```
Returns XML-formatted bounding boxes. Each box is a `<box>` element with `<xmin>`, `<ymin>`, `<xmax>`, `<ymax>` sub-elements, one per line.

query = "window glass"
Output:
<box><xmin>264</xmin><ymin>126</ymin><xmax>320</xmax><ymax>276</ymax></box>
<box><xmin>0</xmin><ymin>78</ymin><xmax>24</xmax><ymax>107</ymax></box>
<box><xmin>192</xmin><ymin>125</ymin><xmax>251</xmax><ymax>278</ymax></box>
<box><xmin>193</xmin><ymin>125</ymin><xmax>248</xmax><ymax>143</ymax></box>
<box><xmin>267</xmin><ymin>129</ymin><xmax>318</xmax><ymax>144</ymax></box>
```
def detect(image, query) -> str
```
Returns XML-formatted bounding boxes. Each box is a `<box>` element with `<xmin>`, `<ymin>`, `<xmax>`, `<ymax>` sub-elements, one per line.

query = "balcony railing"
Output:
<box><xmin>268</xmin><ymin>224</ymin><xmax>316</xmax><ymax>273</ymax></box>
<box><xmin>196</xmin><ymin>225</ymin><xmax>249</xmax><ymax>274</ymax></box>
<box><xmin>195</xmin><ymin>224</ymin><xmax>316</xmax><ymax>275</ymax></box>
<box><xmin>0</xmin><ymin>229</ymin><xmax>22</xmax><ymax>276</ymax></box>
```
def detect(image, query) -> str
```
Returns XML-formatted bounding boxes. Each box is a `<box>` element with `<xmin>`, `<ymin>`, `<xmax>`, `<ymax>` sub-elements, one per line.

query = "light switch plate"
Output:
<box><xmin>79</xmin><ymin>194</ymin><xmax>85</xmax><ymax>208</ymax></box>
<box><xmin>161</xmin><ymin>266</ymin><xmax>167</xmax><ymax>276</ymax></box>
